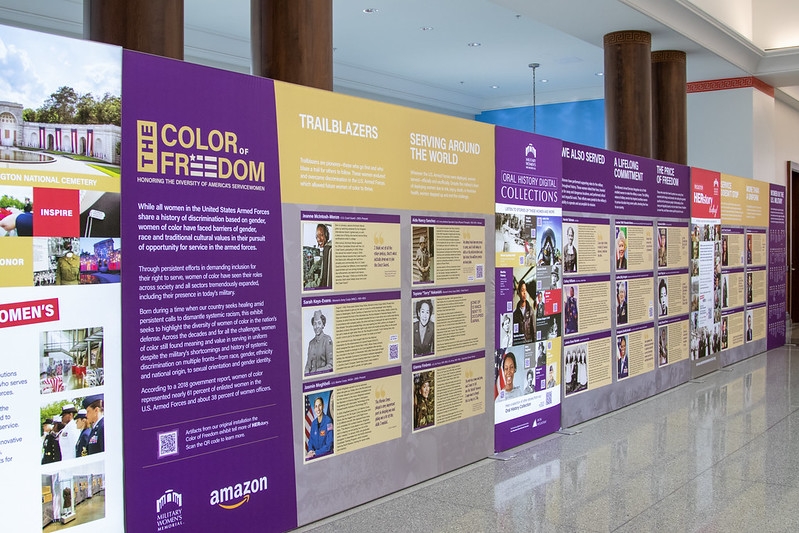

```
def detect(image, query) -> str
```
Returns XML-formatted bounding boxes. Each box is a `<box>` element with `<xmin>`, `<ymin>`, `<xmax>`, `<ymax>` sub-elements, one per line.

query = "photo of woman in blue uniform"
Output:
<box><xmin>305</xmin><ymin>392</ymin><xmax>334</xmax><ymax>460</ymax></box>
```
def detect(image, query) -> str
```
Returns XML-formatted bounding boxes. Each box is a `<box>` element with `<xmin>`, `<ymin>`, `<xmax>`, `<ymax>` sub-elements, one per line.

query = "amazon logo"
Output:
<box><xmin>209</xmin><ymin>475</ymin><xmax>268</xmax><ymax>509</ymax></box>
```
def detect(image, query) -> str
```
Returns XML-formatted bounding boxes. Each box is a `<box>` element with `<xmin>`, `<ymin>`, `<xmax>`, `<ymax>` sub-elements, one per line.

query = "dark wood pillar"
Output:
<box><xmin>604</xmin><ymin>30</ymin><xmax>652</xmax><ymax>157</ymax></box>
<box><xmin>85</xmin><ymin>0</ymin><xmax>183</xmax><ymax>59</ymax></box>
<box><xmin>251</xmin><ymin>0</ymin><xmax>333</xmax><ymax>90</ymax></box>
<box><xmin>652</xmin><ymin>50</ymin><xmax>687</xmax><ymax>165</ymax></box>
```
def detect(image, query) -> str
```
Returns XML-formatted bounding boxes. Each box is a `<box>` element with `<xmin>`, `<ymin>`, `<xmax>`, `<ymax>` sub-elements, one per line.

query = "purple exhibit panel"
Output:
<box><xmin>654</xmin><ymin>160</ymin><xmax>690</xmax><ymax>218</ymax></box>
<box><xmin>121</xmin><ymin>52</ymin><xmax>297</xmax><ymax>532</ymax></box>
<box><xmin>562</xmin><ymin>141</ymin><xmax>672</xmax><ymax>217</ymax></box>
<box><xmin>494</xmin><ymin>127</ymin><xmax>562</xmax><ymax>452</ymax></box>
<box><xmin>768</xmin><ymin>184</ymin><xmax>786</xmax><ymax>349</ymax></box>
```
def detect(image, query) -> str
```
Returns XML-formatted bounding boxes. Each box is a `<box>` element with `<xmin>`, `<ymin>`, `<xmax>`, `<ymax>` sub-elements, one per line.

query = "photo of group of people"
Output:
<box><xmin>304</xmin><ymin>390</ymin><xmax>334</xmax><ymax>460</ymax></box>
<box><xmin>302</xmin><ymin>222</ymin><xmax>333</xmax><ymax>290</ymax></box>
<box><xmin>413</xmin><ymin>226</ymin><xmax>434</xmax><ymax>283</ymax></box>
<box><xmin>564</xmin><ymin>345</ymin><xmax>588</xmax><ymax>395</ymax></box>
<box><xmin>39</xmin><ymin>328</ymin><xmax>104</xmax><ymax>394</ymax></box>
<box><xmin>41</xmin><ymin>395</ymin><xmax>105</xmax><ymax>464</ymax></box>
<box><xmin>690</xmin><ymin>311</ymin><xmax>723</xmax><ymax>358</ymax></box>
<box><xmin>690</xmin><ymin>222</ymin><xmax>723</xmax><ymax>359</ymax></box>
<box><xmin>413</xmin><ymin>370</ymin><xmax>435</xmax><ymax>430</ymax></box>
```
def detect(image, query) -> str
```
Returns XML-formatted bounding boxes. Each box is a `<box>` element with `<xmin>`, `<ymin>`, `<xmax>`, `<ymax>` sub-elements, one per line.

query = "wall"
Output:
<box><xmin>687</xmin><ymin>88</ymin><xmax>755</xmax><ymax>177</ymax></box>
<box><xmin>775</xmin><ymin>99</ymin><xmax>799</xmax><ymax>175</ymax></box>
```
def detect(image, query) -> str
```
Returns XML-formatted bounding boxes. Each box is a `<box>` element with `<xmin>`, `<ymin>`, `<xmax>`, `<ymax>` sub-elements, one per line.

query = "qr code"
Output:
<box><xmin>545</xmin><ymin>391</ymin><xmax>552</xmax><ymax>405</ymax></box>
<box><xmin>476</xmin><ymin>264</ymin><xmax>484</xmax><ymax>279</ymax></box>
<box><xmin>388</xmin><ymin>343</ymin><xmax>399</xmax><ymax>361</ymax></box>
<box><xmin>158</xmin><ymin>430</ymin><xmax>179</xmax><ymax>458</ymax></box>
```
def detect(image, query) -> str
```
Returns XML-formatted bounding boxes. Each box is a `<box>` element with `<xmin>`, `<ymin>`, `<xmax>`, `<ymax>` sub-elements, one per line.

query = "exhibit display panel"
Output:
<box><xmin>121</xmin><ymin>52</ymin><xmax>298</xmax><ymax>532</ymax></box>
<box><xmin>560</xmin><ymin>142</ymin><xmax>691</xmax><ymax>427</ymax></box>
<box><xmin>718</xmin><ymin>173</ymin><xmax>769</xmax><ymax>366</ymax></box>
<box><xmin>689</xmin><ymin>168</ymin><xmax>723</xmax><ymax>378</ymax></box>
<box><xmin>0</xmin><ymin>25</ymin><xmax>124</xmax><ymax>532</ymax></box>
<box><xmin>493</xmin><ymin>127</ymin><xmax>563</xmax><ymax>452</ymax></box>
<box><xmin>274</xmin><ymin>82</ymin><xmax>494</xmax><ymax>525</ymax></box>
<box><xmin>767</xmin><ymin>185</ymin><xmax>786</xmax><ymax>350</ymax></box>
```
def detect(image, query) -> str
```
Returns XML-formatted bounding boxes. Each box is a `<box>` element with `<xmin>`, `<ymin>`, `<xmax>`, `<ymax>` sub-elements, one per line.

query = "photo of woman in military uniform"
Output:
<box><xmin>413</xmin><ymin>371</ymin><xmax>435</xmax><ymax>430</ymax></box>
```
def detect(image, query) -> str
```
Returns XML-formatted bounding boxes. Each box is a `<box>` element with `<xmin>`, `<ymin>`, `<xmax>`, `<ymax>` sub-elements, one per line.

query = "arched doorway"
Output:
<box><xmin>0</xmin><ymin>112</ymin><xmax>16</xmax><ymax>147</ymax></box>
<box><xmin>94</xmin><ymin>138</ymin><xmax>104</xmax><ymax>160</ymax></box>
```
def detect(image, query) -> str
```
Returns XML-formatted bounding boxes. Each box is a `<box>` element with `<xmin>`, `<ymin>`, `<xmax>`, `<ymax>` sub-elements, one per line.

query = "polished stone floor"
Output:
<box><xmin>299</xmin><ymin>341</ymin><xmax>799</xmax><ymax>532</ymax></box>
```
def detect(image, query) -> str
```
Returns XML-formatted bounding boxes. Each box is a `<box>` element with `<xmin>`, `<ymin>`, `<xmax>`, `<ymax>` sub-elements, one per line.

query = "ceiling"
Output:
<box><xmin>1</xmin><ymin>0</ymin><xmax>798</xmax><ymax>119</ymax></box>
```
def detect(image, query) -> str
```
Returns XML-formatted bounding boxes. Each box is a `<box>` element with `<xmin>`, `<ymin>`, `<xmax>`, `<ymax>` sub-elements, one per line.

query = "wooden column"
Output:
<box><xmin>251</xmin><ymin>0</ymin><xmax>333</xmax><ymax>90</ymax></box>
<box><xmin>652</xmin><ymin>50</ymin><xmax>687</xmax><ymax>164</ymax></box>
<box><xmin>604</xmin><ymin>30</ymin><xmax>652</xmax><ymax>157</ymax></box>
<box><xmin>85</xmin><ymin>0</ymin><xmax>183</xmax><ymax>59</ymax></box>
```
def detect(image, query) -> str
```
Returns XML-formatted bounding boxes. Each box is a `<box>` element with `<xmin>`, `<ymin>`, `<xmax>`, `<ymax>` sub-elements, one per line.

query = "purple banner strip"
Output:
<box><xmin>411</xmin><ymin>350</ymin><xmax>485</xmax><ymax>372</ymax></box>
<box><xmin>617</xmin><ymin>271</ymin><xmax>654</xmax><ymax>282</ymax></box>
<box><xmin>564</xmin><ymin>329</ymin><xmax>612</xmax><ymax>345</ymax></box>
<box><xmin>302</xmin><ymin>365</ymin><xmax>402</xmax><ymax>393</ymax></box>
<box><xmin>301</xmin><ymin>211</ymin><xmax>400</xmax><ymax>224</ymax></box>
<box><xmin>563</xmin><ymin>215</ymin><xmax>609</xmax><ymax>225</ymax></box>
<box><xmin>618</xmin><ymin>322</ymin><xmax>654</xmax><ymax>335</ymax></box>
<box><xmin>412</xmin><ymin>285</ymin><xmax>485</xmax><ymax>298</ymax></box>
<box><xmin>494</xmin><ymin>404</ymin><xmax>561</xmax><ymax>451</ymax></box>
<box><xmin>411</xmin><ymin>215</ymin><xmax>485</xmax><ymax>226</ymax></box>
<box><xmin>658</xmin><ymin>314</ymin><xmax>689</xmax><ymax>326</ymax></box>
<box><xmin>302</xmin><ymin>290</ymin><xmax>401</xmax><ymax>307</ymax></box>
<box><xmin>616</xmin><ymin>219</ymin><xmax>654</xmax><ymax>227</ymax></box>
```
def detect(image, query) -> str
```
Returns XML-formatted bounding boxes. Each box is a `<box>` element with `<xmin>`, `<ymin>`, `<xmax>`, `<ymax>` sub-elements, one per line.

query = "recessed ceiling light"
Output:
<box><xmin>541</xmin><ymin>79</ymin><xmax>548</xmax><ymax>83</ymax></box>
<box><xmin>595</xmin><ymin>72</ymin><xmax>604</xmax><ymax>76</ymax></box>
<box><xmin>491</xmin><ymin>85</ymin><xmax>499</xmax><ymax>89</ymax></box>
<box><xmin>421</xmin><ymin>26</ymin><xmax>434</xmax><ymax>31</ymax></box>
<box><xmin>467</xmin><ymin>42</ymin><xmax>481</xmax><ymax>47</ymax></box>
<box><xmin>363</xmin><ymin>8</ymin><xmax>378</xmax><ymax>14</ymax></box>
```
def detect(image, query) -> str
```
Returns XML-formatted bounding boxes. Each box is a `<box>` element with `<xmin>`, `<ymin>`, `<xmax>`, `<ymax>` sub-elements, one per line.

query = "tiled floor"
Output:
<box><xmin>298</xmin><ymin>334</ymin><xmax>799</xmax><ymax>532</ymax></box>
